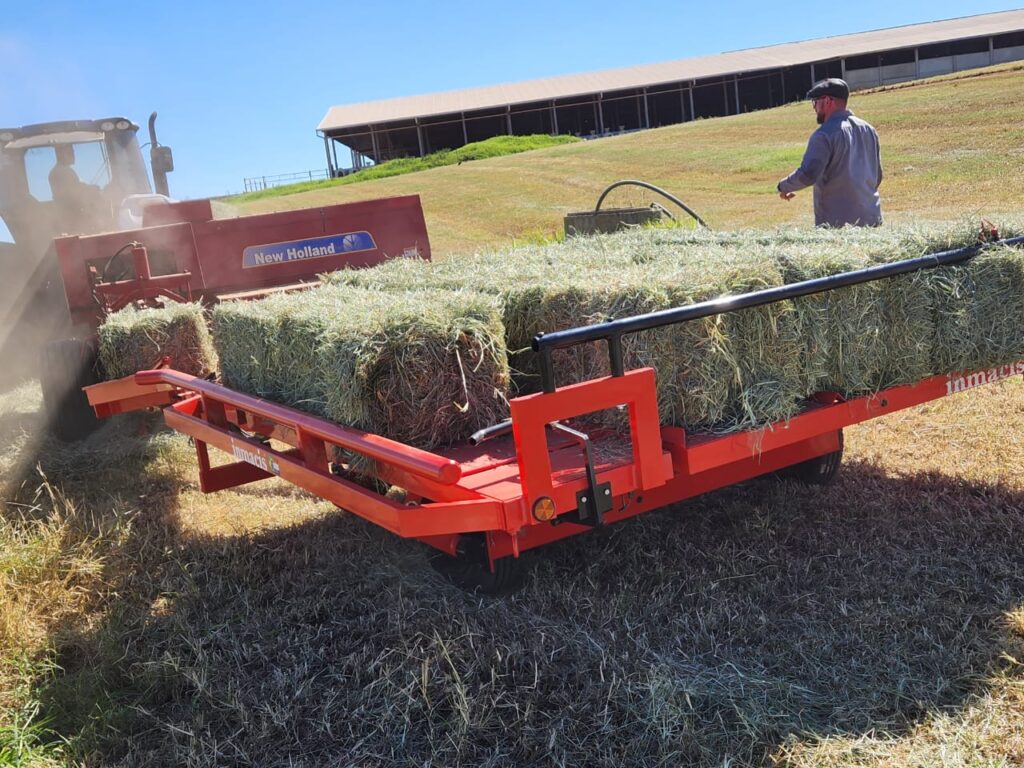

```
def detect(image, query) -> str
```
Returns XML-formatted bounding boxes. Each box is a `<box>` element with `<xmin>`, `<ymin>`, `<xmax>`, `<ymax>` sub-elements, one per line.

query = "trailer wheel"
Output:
<box><xmin>781</xmin><ymin>430</ymin><xmax>844</xmax><ymax>486</ymax></box>
<box><xmin>40</xmin><ymin>339</ymin><xmax>102</xmax><ymax>442</ymax></box>
<box><xmin>430</xmin><ymin>535</ymin><xmax>528</xmax><ymax>595</ymax></box>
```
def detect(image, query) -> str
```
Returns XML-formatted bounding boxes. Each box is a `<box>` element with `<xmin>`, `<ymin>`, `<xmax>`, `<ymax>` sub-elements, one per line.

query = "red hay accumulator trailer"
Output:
<box><xmin>84</xmin><ymin>236</ymin><xmax>1024</xmax><ymax>593</ymax></box>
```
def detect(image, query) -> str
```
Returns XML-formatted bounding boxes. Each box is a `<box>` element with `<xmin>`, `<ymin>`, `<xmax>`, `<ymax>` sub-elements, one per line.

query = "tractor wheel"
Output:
<box><xmin>40</xmin><ymin>339</ymin><xmax>102</xmax><ymax>442</ymax></box>
<box><xmin>781</xmin><ymin>430</ymin><xmax>844</xmax><ymax>486</ymax></box>
<box><xmin>430</xmin><ymin>534</ymin><xmax>528</xmax><ymax>595</ymax></box>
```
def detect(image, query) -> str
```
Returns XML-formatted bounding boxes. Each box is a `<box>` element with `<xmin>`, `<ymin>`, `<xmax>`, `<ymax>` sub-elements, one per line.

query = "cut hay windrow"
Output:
<box><xmin>98</xmin><ymin>302</ymin><xmax>218</xmax><ymax>380</ymax></box>
<box><xmin>213</xmin><ymin>286</ymin><xmax>510</xmax><ymax>449</ymax></box>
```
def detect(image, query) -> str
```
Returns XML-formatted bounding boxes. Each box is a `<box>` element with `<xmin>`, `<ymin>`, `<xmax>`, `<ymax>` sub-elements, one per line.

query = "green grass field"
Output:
<box><xmin>3</xmin><ymin>63</ymin><xmax>1024</xmax><ymax>766</ymax></box>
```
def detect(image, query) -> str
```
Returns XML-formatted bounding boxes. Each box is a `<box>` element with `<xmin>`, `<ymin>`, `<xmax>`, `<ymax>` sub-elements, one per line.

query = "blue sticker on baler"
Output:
<box><xmin>242</xmin><ymin>231</ymin><xmax>376</xmax><ymax>268</ymax></box>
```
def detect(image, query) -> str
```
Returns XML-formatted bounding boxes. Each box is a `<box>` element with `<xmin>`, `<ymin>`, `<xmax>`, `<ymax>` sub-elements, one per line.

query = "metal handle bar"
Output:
<box><xmin>532</xmin><ymin>235</ymin><xmax>1024</xmax><ymax>393</ymax></box>
<box><xmin>593</xmin><ymin>179</ymin><xmax>708</xmax><ymax>228</ymax></box>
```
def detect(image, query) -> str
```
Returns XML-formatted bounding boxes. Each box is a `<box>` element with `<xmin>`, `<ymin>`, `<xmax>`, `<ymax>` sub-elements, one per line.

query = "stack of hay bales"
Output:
<box><xmin>97</xmin><ymin>217</ymin><xmax>1024</xmax><ymax>447</ymax></box>
<box><xmin>328</xmin><ymin>235</ymin><xmax>808</xmax><ymax>430</ymax></box>
<box><xmin>98</xmin><ymin>302</ymin><xmax>218</xmax><ymax>379</ymax></box>
<box><xmin>212</xmin><ymin>286</ymin><xmax>510</xmax><ymax>449</ymax></box>
<box><xmin>324</xmin><ymin>217</ymin><xmax>1024</xmax><ymax>431</ymax></box>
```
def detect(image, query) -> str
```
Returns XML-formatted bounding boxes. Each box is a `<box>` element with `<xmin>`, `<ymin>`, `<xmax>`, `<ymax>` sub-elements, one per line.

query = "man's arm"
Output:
<box><xmin>778</xmin><ymin>131</ymin><xmax>831</xmax><ymax>197</ymax></box>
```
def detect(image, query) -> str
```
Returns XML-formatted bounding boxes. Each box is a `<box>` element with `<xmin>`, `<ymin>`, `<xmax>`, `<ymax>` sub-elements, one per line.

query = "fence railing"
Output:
<box><xmin>242</xmin><ymin>169</ymin><xmax>332</xmax><ymax>193</ymax></box>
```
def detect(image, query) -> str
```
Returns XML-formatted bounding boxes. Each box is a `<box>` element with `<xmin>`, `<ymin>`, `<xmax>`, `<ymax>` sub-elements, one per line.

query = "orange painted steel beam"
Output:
<box><xmin>163</xmin><ymin>405</ymin><xmax>504</xmax><ymax>537</ymax></box>
<box><xmin>136</xmin><ymin>369</ymin><xmax>461</xmax><ymax>485</ymax></box>
<box><xmin>509</xmin><ymin>368</ymin><xmax>668</xmax><ymax>529</ymax></box>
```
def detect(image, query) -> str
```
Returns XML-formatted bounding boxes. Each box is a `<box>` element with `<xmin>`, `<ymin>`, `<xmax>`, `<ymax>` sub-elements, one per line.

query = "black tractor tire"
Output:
<box><xmin>780</xmin><ymin>430</ymin><xmax>844</xmax><ymax>486</ymax></box>
<box><xmin>40</xmin><ymin>339</ymin><xmax>102</xmax><ymax>442</ymax></box>
<box><xmin>430</xmin><ymin>534</ymin><xmax>529</xmax><ymax>595</ymax></box>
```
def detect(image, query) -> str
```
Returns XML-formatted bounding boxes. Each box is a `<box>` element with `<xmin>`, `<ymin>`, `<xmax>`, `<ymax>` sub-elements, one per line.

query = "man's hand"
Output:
<box><xmin>779</xmin><ymin>190</ymin><xmax>795</xmax><ymax>201</ymax></box>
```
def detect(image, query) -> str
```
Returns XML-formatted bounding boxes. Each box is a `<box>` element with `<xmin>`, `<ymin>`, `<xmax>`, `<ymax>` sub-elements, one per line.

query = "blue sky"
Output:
<box><xmin>1</xmin><ymin>1</ymin><xmax>1020</xmax><ymax>202</ymax></box>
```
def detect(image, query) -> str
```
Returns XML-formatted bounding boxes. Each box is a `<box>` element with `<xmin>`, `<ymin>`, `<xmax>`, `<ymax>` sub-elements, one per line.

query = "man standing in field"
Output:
<box><xmin>777</xmin><ymin>78</ymin><xmax>883</xmax><ymax>227</ymax></box>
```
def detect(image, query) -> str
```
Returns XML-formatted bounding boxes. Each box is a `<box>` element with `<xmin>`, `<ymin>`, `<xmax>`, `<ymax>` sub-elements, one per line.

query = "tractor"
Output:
<box><xmin>0</xmin><ymin>114</ymin><xmax>175</xmax><ymax>428</ymax></box>
<box><xmin>0</xmin><ymin>113</ymin><xmax>430</xmax><ymax>443</ymax></box>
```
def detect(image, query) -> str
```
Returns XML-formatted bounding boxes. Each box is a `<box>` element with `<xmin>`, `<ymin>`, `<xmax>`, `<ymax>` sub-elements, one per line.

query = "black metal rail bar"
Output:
<box><xmin>532</xmin><ymin>236</ymin><xmax>1024</xmax><ymax>393</ymax></box>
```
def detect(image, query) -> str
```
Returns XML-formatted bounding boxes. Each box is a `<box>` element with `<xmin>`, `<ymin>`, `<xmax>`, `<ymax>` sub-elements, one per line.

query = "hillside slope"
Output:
<box><xmin>229</xmin><ymin>63</ymin><xmax>1024</xmax><ymax>256</ymax></box>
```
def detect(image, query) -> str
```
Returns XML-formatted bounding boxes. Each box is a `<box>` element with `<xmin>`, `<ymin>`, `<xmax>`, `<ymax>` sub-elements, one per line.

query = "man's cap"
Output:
<box><xmin>806</xmin><ymin>78</ymin><xmax>849</xmax><ymax>101</ymax></box>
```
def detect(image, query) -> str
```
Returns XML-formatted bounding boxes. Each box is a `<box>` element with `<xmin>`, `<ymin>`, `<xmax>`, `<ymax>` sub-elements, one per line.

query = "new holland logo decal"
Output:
<box><xmin>242</xmin><ymin>231</ymin><xmax>376</xmax><ymax>268</ymax></box>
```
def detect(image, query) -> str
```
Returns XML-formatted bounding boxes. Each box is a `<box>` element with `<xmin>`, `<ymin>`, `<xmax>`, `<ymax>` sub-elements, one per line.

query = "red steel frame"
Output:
<box><xmin>85</xmin><ymin>359</ymin><xmax>1022</xmax><ymax>566</ymax></box>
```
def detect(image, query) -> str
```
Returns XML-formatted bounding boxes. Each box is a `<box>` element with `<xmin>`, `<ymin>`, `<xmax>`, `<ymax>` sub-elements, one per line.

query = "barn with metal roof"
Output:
<box><xmin>317</xmin><ymin>10</ymin><xmax>1024</xmax><ymax>175</ymax></box>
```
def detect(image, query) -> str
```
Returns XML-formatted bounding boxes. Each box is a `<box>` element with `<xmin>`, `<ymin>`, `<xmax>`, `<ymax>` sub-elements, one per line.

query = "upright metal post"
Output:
<box><xmin>322</xmin><ymin>134</ymin><xmax>335</xmax><ymax>178</ymax></box>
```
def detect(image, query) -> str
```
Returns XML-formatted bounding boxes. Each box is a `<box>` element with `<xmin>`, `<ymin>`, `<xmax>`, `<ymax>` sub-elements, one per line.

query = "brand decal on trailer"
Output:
<box><xmin>242</xmin><ymin>231</ymin><xmax>376</xmax><ymax>268</ymax></box>
<box><xmin>229</xmin><ymin>438</ymin><xmax>281</xmax><ymax>475</ymax></box>
<box><xmin>945</xmin><ymin>361</ymin><xmax>1024</xmax><ymax>395</ymax></box>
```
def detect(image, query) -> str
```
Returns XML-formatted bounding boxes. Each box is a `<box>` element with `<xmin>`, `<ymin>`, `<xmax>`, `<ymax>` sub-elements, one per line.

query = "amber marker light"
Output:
<box><xmin>532</xmin><ymin>496</ymin><xmax>556</xmax><ymax>522</ymax></box>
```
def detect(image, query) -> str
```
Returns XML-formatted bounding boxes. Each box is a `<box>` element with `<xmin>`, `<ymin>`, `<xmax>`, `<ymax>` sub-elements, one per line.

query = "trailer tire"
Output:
<box><xmin>781</xmin><ymin>430</ymin><xmax>844</xmax><ymax>486</ymax></box>
<box><xmin>40</xmin><ymin>339</ymin><xmax>102</xmax><ymax>442</ymax></box>
<box><xmin>430</xmin><ymin>535</ymin><xmax>528</xmax><ymax>595</ymax></box>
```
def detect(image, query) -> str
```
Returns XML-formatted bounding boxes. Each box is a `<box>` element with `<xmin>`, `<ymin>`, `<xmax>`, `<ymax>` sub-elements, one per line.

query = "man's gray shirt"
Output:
<box><xmin>778</xmin><ymin>109</ymin><xmax>883</xmax><ymax>228</ymax></box>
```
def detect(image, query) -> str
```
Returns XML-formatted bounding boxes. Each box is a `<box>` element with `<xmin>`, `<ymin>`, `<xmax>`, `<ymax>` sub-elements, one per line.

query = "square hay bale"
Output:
<box><xmin>929</xmin><ymin>244</ymin><xmax>1024</xmax><ymax>374</ymax></box>
<box><xmin>642</xmin><ymin>248</ymin><xmax>805</xmax><ymax>431</ymax></box>
<box><xmin>213</xmin><ymin>286</ymin><xmax>510</xmax><ymax>449</ymax></box>
<box><xmin>98</xmin><ymin>302</ymin><xmax>218</xmax><ymax>380</ymax></box>
<box><xmin>773</xmin><ymin>244</ymin><xmax>935</xmax><ymax>396</ymax></box>
<box><xmin>211</xmin><ymin>290</ymin><xmax>315</xmax><ymax>409</ymax></box>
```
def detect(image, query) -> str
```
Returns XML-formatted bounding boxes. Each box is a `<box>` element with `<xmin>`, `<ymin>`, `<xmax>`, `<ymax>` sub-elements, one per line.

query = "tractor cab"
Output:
<box><xmin>0</xmin><ymin>116</ymin><xmax>171</xmax><ymax>260</ymax></box>
<box><xmin>0</xmin><ymin>114</ymin><xmax>174</xmax><ymax>393</ymax></box>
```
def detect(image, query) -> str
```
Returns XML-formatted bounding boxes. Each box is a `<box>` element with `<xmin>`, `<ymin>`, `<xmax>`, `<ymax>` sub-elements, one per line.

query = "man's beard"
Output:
<box><xmin>816</xmin><ymin>112</ymin><xmax>825</xmax><ymax>125</ymax></box>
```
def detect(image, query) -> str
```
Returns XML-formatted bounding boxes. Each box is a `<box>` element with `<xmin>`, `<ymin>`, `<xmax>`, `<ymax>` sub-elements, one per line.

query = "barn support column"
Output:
<box><xmin>642</xmin><ymin>87</ymin><xmax>650</xmax><ymax>128</ymax></box>
<box><xmin>689</xmin><ymin>82</ymin><xmax>695</xmax><ymax>121</ymax></box>
<box><xmin>551</xmin><ymin>101</ymin><xmax>559</xmax><ymax>134</ymax></box>
<box><xmin>416</xmin><ymin>119</ymin><xmax>425</xmax><ymax>157</ymax></box>
<box><xmin>461</xmin><ymin>113</ymin><xmax>468</xmax><ymax>145</ymax></box>
<box><xmin>322</xmin><ymin>134</ymin><xmax>335</xmax><ymax>177</ymax></box>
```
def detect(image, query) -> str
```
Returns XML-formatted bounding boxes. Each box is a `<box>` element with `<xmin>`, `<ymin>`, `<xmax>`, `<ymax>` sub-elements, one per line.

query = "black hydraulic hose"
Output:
<box><xmin>100</xmin><ymin>242</ymin><xmax>137</xmax><ymax>285</ymax></box>
<box><xmin>593</xmin><ymin>179</ymin><xmax>708</xmax><ymax>229</ymax></box>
